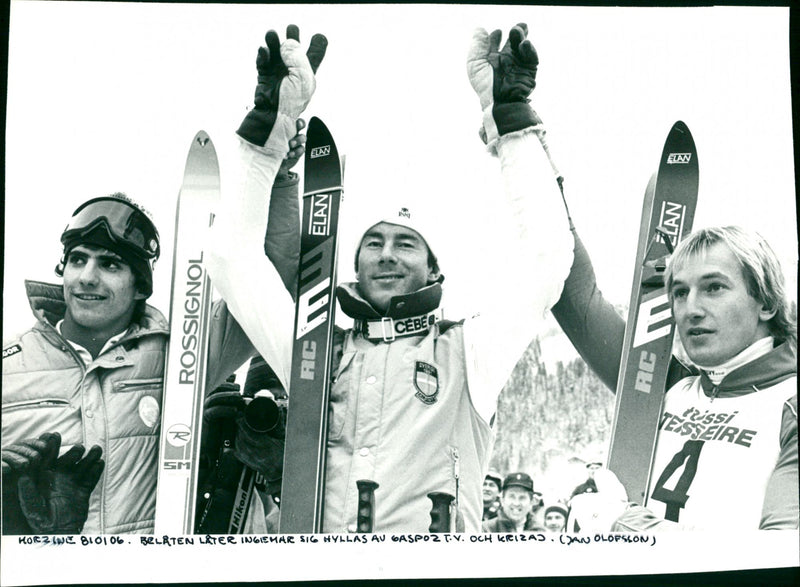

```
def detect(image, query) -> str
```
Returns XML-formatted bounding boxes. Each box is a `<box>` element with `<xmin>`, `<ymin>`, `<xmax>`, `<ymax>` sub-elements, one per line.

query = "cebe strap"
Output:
<box><xmin>62</xmin><ymin>197</ymin><xmax>160</xmax><ymax>259</ymax></box>
<box><xmin>354</xmin><ymin>309</ymin><xmax>444</xmax><ymax>342</ymax></box>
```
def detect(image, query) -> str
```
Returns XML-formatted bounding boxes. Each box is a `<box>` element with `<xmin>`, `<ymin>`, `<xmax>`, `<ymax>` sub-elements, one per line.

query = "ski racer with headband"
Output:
<box><xmin>2</xmin><ymin>137</ymin><xmax>307</xmax><ymax>533</ymax></box>
<box><xmin>206</xmin><ymin>24</ymin><xmax>573</xmax><ymax>532</ymax></box>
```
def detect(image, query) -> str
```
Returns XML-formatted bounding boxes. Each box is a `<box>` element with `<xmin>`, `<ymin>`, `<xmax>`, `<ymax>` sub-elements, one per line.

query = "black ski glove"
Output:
<box><xmin>237</xmin><ymin>25</ymin><xmax>327</xmax><ymax>148</ymax></box>
<box><xmin>204</xmin><ymin>380</ymin><xmax>246</xmax><ymax>423</ymax></box>
<box><xmin>3</xmin><ymin>434</ymin><xmax>55</xmax><ymax>534</ymax></box>
<box><xmin>467</xmin><ymin>23</ymin><xmax>544</xmax><ymax>148</ymax></box>
<box><xmin>16</xmin><ymin>433</ymin><xmax>104</xmax><ymax>534</ymax></box>
<box><xmin>2</xmin><ymin>436</ymin><xmax>52</xmax><ymax>477</ymax></box>
<box><xmin>233</xmin><ymin>396</ymin><xmax>286</xmax><ymax>496</ymax></box>
<box><xmin>204</xmin><ymin>384</ymin><xmax>286</xmax><ymax>495</ymax></box>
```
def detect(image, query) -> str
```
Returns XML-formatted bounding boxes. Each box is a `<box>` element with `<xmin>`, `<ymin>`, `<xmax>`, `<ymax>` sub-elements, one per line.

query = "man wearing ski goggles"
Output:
<box><xmin>2</xmin><ymin>147</ymin><xmax>305</xmax><ymax>534</ymax></box>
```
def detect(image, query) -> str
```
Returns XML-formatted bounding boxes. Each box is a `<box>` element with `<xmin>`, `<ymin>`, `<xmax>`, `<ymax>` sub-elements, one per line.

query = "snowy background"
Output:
<box><xmin>3</xmin><ymin>2</ymin><xmax>797</xmax><ymax>583</ymax></box>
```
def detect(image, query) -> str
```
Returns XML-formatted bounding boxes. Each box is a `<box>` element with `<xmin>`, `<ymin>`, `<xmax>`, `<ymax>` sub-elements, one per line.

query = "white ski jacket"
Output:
<box><xmin>208</xmin><ymin>126</ymin><xmax>573</xmax><ymax>532</ymax></box>
<box><xmin>2</xmin><ymin>281</ymin><xmax>254</xmax><ymax>534</ymax></box>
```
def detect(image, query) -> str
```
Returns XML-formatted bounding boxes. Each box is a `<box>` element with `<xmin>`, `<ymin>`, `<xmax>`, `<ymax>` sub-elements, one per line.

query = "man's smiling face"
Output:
<box><xmin>62</xmin><ymin>244</ymin><xmax>144</xmax><ymax>336</ymax></box>
<box><xmin>355</xmin><ymin>222</ymin><xmax>439</xmax><ymax>313</ymax></box>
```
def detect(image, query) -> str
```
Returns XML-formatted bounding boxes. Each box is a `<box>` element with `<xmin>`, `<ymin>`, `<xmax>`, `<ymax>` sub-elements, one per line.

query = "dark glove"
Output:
<box><xmin>237</xmin><ymin>25</ymin><xmax>327</xmax><ymax>149</ymax></box>
<box><xmin>467</xmin><ymin>23</ymin><xmax>543</xmax><ymax>148</ymax></box>
<box><xmin>204</xmin><ymin>384</ymin><xmax>285</xmax><ymax>495</ymax></box>
<box><xmin>233</xmin><ymin>397</ymin><xmax>286</xmax><ymax>496</ymax></box>
<box><xmin>2</xmin><ymin>436</ymin><xmax>52</xmax><ymax>477</ymax></box>
<box><xmin>203</xmin><ymin>380</ymin><xmax>245</xmax><ymax>423</ymax></box>
<box><xmin>3</xmin><ymin>434</ymin><xmax>57</xmax><ymax>534</ymax></box>
<box><xmin>16</xmin><ymin>433</ymin><xmax>104</xmax><ymax>534</ymax></box>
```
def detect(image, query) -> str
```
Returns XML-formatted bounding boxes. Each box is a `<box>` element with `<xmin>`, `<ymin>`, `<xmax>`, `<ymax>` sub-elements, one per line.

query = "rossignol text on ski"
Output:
<box><xmin>155</xmin><ymin>131</ymin><xmax>220</xmax><ymax>534</ymax></box>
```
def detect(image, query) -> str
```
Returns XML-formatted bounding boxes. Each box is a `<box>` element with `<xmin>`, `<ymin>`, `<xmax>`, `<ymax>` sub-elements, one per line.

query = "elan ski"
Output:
<box><xmin>279</xmin><ymin>117</ymin><xmax>344</xmax><ymax>533</ymax></box>
<box><xmin>607</xmin><ymin>121</ymin><xmax>699</xmax><ymax>504</ymax></box>
<box><xmin>155</xmin><ymin>131</ymin><xmax>220</xmax><ymax>534</ymax></box>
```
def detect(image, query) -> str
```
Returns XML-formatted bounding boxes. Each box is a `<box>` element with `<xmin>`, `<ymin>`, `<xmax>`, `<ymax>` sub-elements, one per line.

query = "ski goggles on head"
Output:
<box><xmin>61</xmin><ymin>197</ymin><xmax>160</xmax><ymax>260</ymax></box>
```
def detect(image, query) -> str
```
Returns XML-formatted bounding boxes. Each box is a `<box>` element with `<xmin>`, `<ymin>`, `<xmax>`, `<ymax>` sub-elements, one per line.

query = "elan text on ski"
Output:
<box><xmin>206</xmin><ymin>24</ymin><xmax>574</xmax><ymax>533</ymax></box>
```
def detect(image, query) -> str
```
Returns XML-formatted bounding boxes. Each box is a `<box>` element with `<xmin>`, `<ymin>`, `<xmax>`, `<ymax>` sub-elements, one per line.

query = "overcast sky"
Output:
<box><xmin>2</xmin><ymin>3</ymin><xmax>797</xmax><ymax>581</ymax></box>
<box><xmin>4</xmin><ymin>3</ymin><xmax>796</xmax><ymax>338</ymax></box>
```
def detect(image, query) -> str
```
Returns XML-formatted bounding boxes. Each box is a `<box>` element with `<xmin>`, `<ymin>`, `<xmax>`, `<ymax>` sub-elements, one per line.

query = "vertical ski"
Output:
<box><xmin>279</xmin><ymin>117</ymin><xmax>343</xmax><ymax>533</ymax></box>
<box><xmin>155</xmin><ymin>131</ymin><xmax>220</xmax><ymax>534</ymax></box>
<box><xmin>607</xmin><ymin>121</ymin><xmax>699</xmax><ymax>504</ymax></box>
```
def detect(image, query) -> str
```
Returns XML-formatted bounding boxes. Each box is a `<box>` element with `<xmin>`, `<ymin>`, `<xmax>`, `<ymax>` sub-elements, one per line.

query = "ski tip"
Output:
<box><xmin>192</xmin><ymin>130</ymin><xmax>212</xmax><ymax>149</ymax></box>
<box><xmin>667</xmin><ymin>120</ymin><xmax>697</xmax><ymax>158</ymax></box>
<box><xmin>308</xmin><ymin>116</ymin><xmax>330</xmax><ymax>136</ymax></box>
<box><xmin>671</xmin><ymin>120</ymin><xmax>691</xmax><ymax>135</ymax></box>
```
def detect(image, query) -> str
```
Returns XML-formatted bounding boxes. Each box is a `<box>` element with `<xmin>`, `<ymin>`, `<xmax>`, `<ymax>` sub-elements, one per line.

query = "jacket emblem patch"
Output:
<box><xmin>414</xmin><ymin>361</ymin><xmax>439</xmax><ymax>405</ymax></box>
<box><xmin>138</xmin><ymin>396</ymin><xmax>160</xmax><ymax>428</ymax></box>
<box><xmin>3</xmin><ymin>344</ymin><xmax>22</xmax><ymax>359</ymax></box>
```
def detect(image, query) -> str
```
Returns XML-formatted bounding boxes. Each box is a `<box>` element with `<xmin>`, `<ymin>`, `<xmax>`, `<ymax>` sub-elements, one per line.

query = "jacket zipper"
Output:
<box><xmin>3</xmin><ymin>398</ymin><xmax>70</xmax><ymax>412</ymax></box>
<box><xmin>451</xmin><ymin>447</ymin><xmax>460</xmax><ymax>532</ymax></box>
<box><xmin>113</xmin><ymin>378</ymin><xmax>162</xmax><ymax>392</ymax></box>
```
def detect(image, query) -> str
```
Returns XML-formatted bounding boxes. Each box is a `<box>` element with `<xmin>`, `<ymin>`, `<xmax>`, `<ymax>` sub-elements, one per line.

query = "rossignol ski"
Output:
<box><xmin>279</xmin><ymin>117</ymin><xmax>343</xmax><ymax>533</ymax></box>
<box><xmin>607</xmin><ymin>121</ymin><xmax>699</xmax><ymax>504</ymax></box>
<box><xmin>155</xmin><ymin>131</ymin><xmax>220</xmax><ymax>534</ymax></box>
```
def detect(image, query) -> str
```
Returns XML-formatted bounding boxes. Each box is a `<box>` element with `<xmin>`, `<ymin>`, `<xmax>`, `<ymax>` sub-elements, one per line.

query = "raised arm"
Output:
<box><xmin>207</xmin><ymin>26</ymin><xmax>327</xmax><ymax>390</ymax></box>
<box><xmin>551</xmin><ymin>228</ymin><xmax>626</xmax><ymax>391</ymax></box>
<box><xmin>462</xmin><ymin>24</ymin><xmax>574</xmax><ymax>420</ymax></box>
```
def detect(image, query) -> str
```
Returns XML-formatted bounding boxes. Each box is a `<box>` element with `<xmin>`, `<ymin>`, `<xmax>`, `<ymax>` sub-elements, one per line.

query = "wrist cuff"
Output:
<box><xmin>482</xmin><ymin>102</ymin><xmax>545</xmax><ymax>155</ymax></box>
<box><xmin>493</xmin><ymin>102</ymin><xmax>543</xmax><ymax>136</ymax></box>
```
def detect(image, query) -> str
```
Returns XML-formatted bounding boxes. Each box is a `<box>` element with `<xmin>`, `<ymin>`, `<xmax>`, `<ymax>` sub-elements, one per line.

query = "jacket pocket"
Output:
<box><xmin>108</xmin><ymin>378</ymin><xmax>163</xmax><ymax>436</ymax></box>
<box><xmin>3</xmin><ymin>398</ymin><xmax>70</xmax><ymax>412</ymax></box>
<box><xmin>112</xmin><ymin>378</ymin><xmax>162</xmax><ymax>393</ymax></box>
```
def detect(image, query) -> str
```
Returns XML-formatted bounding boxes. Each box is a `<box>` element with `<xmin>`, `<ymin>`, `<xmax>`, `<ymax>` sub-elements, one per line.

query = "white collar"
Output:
<box><xmin>697</xmin><ymin>336</ymin><xmax>774</xmax><ymax>385</ymax></box>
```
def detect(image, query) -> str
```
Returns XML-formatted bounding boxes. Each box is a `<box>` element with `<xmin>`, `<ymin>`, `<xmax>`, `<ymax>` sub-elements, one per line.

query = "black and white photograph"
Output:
<box><xmin>2</xmin><ymin>2</ymin><xmax>797</xmax><ymax>584</ymax></box>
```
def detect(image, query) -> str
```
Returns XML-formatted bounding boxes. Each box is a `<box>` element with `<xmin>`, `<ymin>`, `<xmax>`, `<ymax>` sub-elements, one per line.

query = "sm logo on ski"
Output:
<box><xmin>163</xmin><ymin>460</ymin><xmax>192</xmax><ymax>470</ymax></box>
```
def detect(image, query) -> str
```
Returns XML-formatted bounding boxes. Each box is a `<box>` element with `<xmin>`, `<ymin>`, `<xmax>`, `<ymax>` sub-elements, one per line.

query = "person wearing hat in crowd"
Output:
<box><xmin>2</xmin><ymin>128</ymin><xmax>306</xmax><ymax>532</ymax></box>
<box><xmin>482</xmin><ymin>472</ymin><xmax>547</xmax><ymax>533</ymax></box>
<box><xmin>207</xmin><ymin>23</ymin><xmax>573</xmax><ymax>532</ymax></box>
<box><xmin>543</xmin><ymin>503</ymin><xmax>569</xmax><ymax>533</ymax></box>
<box><xmin>482</xmin><ymin>470</ymin><xmax>503</xmax><ymax>521</ymax></box>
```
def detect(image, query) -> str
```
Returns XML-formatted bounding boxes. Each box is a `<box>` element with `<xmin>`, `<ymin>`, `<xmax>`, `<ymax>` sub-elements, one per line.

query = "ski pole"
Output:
<box><xmin>356</xmin><ymin>479</ymin><xmax>379</xmax><ymax>533</ymax></box>
<box><xmin>427</xmin><ymin>491</ymin><xmax>454</xmax><ymax>533</ymax></box>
